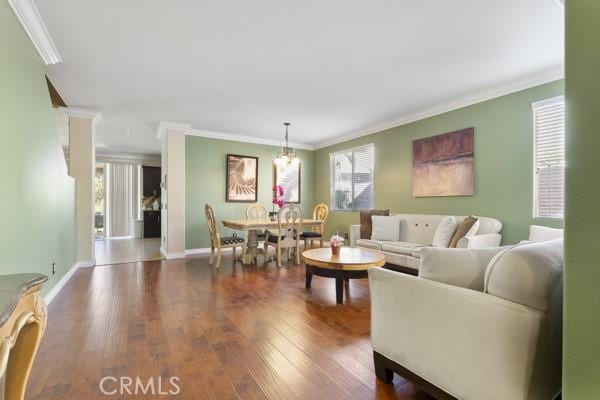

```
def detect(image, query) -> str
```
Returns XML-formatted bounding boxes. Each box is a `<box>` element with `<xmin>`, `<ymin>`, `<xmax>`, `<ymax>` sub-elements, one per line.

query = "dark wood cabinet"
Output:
<box><xmin>143</xmin><ymin>210</ymin><xmax>161</xmax><ymax>238</ymax></box>
<box><xmin>143</xmin><ymin>166</ymin><xmax>161</xmax><ymax>197</ymax></box>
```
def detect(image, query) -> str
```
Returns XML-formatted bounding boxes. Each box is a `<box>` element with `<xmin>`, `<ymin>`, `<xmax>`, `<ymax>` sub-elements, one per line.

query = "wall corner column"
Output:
<box><xmin>157</xmin><ymin>121</ymin><xmax>190</xmax><ymax>259</ymax></box>
<box><xmin>61</xmin><ymin>107</ymin><xmax>101</xmax><ymax>266</ymax></box>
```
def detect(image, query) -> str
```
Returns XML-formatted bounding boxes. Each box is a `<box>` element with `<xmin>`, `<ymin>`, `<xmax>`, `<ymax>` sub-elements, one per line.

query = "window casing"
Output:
<box><xmin>330</xmin><ymin>144</ymin><xmax>375</xmax><ymax>211</ymax></box>
<box><xmin>532</xmin><ymin>95</ymin><xmax>565</xmax><ymax>219</ymax></box>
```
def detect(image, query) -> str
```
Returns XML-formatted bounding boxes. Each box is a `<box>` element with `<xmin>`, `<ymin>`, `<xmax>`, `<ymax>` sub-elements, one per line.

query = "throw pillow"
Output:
<box><xmin>360</xmin><ymin>209</ymin><xmax>389</xmax><ymax>239</ymax></box>
<box><xmin>431</xmin><ymin>216</ymin><xmax>457</xmax><ymax>248</ymax></box>
<box><xmin>419</xmin><ymin>246</ymin><xmax>508</xmax><ymax>291</ymax></box>
<box><xmin>449</xmin><ymin>215</ymin><xmax>478</xmax><ymax>248</ymax></box>
<box><xmin>465</xmin><ymin>219</ymin><xmax>480</xmax><ymax>236</ymax></box>
<box><xmin>371</xmin><ymin>215</ymin><xmax>401</xmax><ymax>241</ymax></box>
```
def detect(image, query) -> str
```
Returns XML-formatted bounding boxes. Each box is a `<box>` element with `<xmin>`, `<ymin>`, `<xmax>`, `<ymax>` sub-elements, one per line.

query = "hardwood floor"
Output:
<box><xmin>27</xmin><ymin>253</ymin><xmax>433</xmax><ymax>399</ymax></box>
<box><xmin>95</xmin><ymin>238</ymin><xmax>163</xmax><ymax>266</ymax></box>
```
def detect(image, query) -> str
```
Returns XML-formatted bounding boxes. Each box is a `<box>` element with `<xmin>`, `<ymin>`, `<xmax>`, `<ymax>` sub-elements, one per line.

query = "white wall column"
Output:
<box><xmin>62</xmin><ymin>107</ymin><xmax>101</xmax><ymax>266</ymax></box>
<box><xmin>157</xmin><ymin>121</ymin><xmax>190</xmax><ymax>259</ymax></box>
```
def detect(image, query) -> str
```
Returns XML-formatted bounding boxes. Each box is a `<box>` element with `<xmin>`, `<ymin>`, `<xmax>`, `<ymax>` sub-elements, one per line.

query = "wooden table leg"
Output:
<box><xmin>240</xmin><ymin>233</ymin><xmax>249</xmax><ymax>263</ymax></box>
<box><xmin>240</xmin><ymin>230</ymin><xmax>258</xmax><ymax>264</ymax></box>
<box><xmin>305</xmin><ymin>266</ymin><xmax>313</xmax><ymax>289</ymax></box>
<box><xmin>335</xmin><ymin>276</ymin><xmax>344</xmax><ymax>304</ymax></box>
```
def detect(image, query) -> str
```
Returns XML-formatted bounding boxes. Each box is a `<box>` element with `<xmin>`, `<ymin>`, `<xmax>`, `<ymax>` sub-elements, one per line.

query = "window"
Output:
<box><xmin>533</xmin><ymin>96</ymin><xmax>565</xmax><ymax>219</ymax></box>
<box><xmin>330</xmin><ymin>144</ymin><xmax>375</xmax><ymax>210</ymax></box>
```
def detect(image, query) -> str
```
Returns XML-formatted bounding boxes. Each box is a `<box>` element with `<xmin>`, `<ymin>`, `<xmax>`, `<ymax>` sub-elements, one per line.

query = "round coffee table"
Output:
<box><xmin>303</xmin><ymin>247</ymin><xmax>385</xmax><ymax>304</ymax></box>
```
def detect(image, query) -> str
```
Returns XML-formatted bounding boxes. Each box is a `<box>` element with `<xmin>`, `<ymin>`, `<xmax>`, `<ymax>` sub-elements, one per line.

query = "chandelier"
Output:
<box><xmin>274</xmin><ymin>122</ymin><xmax>300</xmax><ymax>166</ymax></box>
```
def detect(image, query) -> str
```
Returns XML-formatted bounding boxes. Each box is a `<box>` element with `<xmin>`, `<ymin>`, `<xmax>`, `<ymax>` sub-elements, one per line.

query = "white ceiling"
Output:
<box><xmin>38</xmin><ymin>0</ymin><xmax>564</xmax><ymax>154</ymax></box>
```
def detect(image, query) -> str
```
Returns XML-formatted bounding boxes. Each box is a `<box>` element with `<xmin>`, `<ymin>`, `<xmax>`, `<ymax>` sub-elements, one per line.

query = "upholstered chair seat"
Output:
<box><xmin>300</xmin><ymin>231</ymin><xmax>321</xmax><ymax>238</ymax></box>
<box><xmin>220</xmin><ymin>236</ymin><xmax>245</xmax><ymax>245</ymax></box>
<box><xmin>302</xmin><ymin>203</ymin><xmax>329</xmax><ymax>249</ymax></box>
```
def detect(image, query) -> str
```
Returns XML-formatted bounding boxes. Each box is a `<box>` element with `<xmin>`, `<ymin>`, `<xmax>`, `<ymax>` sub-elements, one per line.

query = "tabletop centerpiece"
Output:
<box><xmin>270</xmin><ymin>185</ymin><xmax>285</xmax><ymax>220</ymax></box>
<box><xmin>330</xmin><ymin>233</ymin><xmax>344</xmax><ymax>256</ymax></box>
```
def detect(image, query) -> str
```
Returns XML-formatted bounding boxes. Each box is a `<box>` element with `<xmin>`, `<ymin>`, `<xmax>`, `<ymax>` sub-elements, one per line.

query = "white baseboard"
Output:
<box><xmin>77</xmin><ymin>260</ymin><xmax>95</xmax><ymax>268</ymax></box>
<box><xmin>160</xmin><ymin>246</ymin><xmax>186</xmax><ymax>259</ymax></box>
<box><xmin>185</xmin><ymin>247</ymin><xmax>211</xmax><ymax>255</ymax></box>
<box><xmin>185</xmin><ymin>247</ymin><xmax>234</xmax><ymax>256</ymax></box>
<box><xmin>165</xmin><ymin>252</ymin><xmax>186</xmax><ymax>259</ymax></box>
<box><xmin>44</xmin><ymin>261</ymin><xmax>84</xmax><ymax>304</ymax></box>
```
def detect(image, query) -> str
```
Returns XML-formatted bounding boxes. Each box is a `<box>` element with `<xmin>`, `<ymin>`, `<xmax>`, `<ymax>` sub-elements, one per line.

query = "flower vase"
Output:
<box><xmin>331</xmin><ymin>244</ymin><xmax>341</xmax><ymax>256</ymax></box>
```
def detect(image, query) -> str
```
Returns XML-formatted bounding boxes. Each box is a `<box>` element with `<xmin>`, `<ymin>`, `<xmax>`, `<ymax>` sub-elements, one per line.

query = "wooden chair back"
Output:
<box><xmin>312</xmin><ymin>203</ymin><xmax>329</xmax><ymax>234</ymax></box>
<box><xmin>277</xmin><ymin>204</ymin><xmax>303</xmax><ymax>245</ymax></box>
<box><xmin>204</xmin><ymin>204</ymin><xmax>219</xmax><ymax>247</ymax></box>
<box><xmin>246</xmin><ymin>203</ymin><xmax>268</xmax><ymax>220</ymax></box>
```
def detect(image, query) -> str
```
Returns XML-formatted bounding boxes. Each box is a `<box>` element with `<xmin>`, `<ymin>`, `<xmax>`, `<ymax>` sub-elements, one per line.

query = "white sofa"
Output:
<box><xmin>350</xmin><ymin>214</ymin><xmax>503</xmax><ymax>272</ymax></box>
<box><xmin>369</xmin><ymin>238</ymin><xmax>563</xmax><ymax>400</ymax></box>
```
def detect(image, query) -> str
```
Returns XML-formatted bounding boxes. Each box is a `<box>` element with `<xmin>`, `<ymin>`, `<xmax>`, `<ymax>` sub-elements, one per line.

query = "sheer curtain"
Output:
<box><xmin>108</xmin><ymin>162</ymin><xmax>139</xmax><ymax>237</ymax></box>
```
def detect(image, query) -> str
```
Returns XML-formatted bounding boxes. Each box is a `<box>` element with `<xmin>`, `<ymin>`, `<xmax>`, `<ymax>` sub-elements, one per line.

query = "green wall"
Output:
<box><xmin>186</xmin><ymin>136</ymin><xmax>314</xmax><ymax>249</ymax></box>
<box><xmin>0</xmin><ymin>2</ymin><xmax>77</xmax><ymax>297</ymax></box>
<box><xmin>314</xmin><ymin>80</ymin><xmax>564</xmax><ymax>245</ymax></box>
<box><xmin>564</xmin><ymin>1</ymin><xmax>600</xmax><ymax>398</ymax></box>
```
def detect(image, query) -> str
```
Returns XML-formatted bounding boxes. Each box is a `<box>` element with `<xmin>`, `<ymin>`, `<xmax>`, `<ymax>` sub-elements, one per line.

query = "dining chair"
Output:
<box><xmin>300</xmin><ymin>203</ymin><xmax>329</xmax><ymax>249</ymax></box>
<box><xmin>264</xmin><ymin>204</ymin><xmax>303</xmax><ymax>267</ymax></box>
<box><xmin>245</xmin><ymin>203</ymin><xmax>268</xmax><ymax>262</ymax></box>
<box><xmin>246</xmin><ymin>203</ymin><xmax>269</xmax><ymax>239</ymax></box>
<box><xmin>205</xmin><ymin>203</ymin><xmax>245</xmax><ymax>268</ymax></box>
<box><xmin>245</xmin><ymin>203</ymin><xmax>269</xmax><ymax>220</ymax></box>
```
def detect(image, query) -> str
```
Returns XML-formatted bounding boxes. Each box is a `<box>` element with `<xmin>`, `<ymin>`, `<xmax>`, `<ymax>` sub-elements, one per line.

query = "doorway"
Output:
<box><xmin>94</xmin><ymin>160</ymin><xmax>163</xmax><ymax>266</ymax></box>
<box><xmin>95</xmin><ymin>163</ymin><xmax>106</xmax><ymax>239</ymax></box>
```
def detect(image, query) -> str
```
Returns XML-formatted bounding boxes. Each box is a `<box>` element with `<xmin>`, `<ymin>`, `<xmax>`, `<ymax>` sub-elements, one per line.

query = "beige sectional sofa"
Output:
<box><xmin>369</xmin><ymin>237</ymin><xmax>563</xmax><ymax>400</ymax></box>
<box><xmin>350</xmin><ymin>214</ymin><xmax>503</xmax><ymax>272</ymax></box>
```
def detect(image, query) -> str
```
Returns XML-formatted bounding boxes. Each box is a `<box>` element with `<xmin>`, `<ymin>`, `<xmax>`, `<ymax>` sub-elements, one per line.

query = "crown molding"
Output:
<box><xmin>8</xmin><ymin>0</ymin><xmax>62</xmax><ymax>65</ymax></box>
<box><xmin>59</xmin><ymin>107</ymin><xmax>102</xmax><ymax>123</ymax></box>
<box><xmin>156</xmin><ymin>121</ymin><xmax>192</xmax><ymax>140</ymax></box>
<box><xmin>313</xmin><ymin>66</ymin><xmax>564</xmax><ymax>150</ymax></box>
<box><xmin>96</xmin><ymin>150</ymin><xmax>161</xmax><ymax>165</ymax></box>
<box><xmin>186</xmin><ymin>128</ymin><xmax>314</xmax><ymax>150</ymax></box>
<box><xmin>156</xmin><ymin>67</ymin><xmax>563</xmax><ymax>151</ymax></box>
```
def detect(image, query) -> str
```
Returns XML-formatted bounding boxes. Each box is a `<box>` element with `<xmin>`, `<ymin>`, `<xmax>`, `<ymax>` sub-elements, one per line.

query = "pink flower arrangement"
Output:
<box><xmin>330</xmin><ymin>234</ymin><xmax>344</xmax><ymax>247</ymax></box>
<box><xmin>272</xmin><ymin>185</ymin><xmax>285</xmax><ymax>209</ymax></box>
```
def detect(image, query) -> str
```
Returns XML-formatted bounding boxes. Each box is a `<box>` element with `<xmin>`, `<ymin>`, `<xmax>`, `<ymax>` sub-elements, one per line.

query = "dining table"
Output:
<box><xmin>221</xmin><ymin>218</ymin><xmax>324</xmax><ymax>265</ymax></box>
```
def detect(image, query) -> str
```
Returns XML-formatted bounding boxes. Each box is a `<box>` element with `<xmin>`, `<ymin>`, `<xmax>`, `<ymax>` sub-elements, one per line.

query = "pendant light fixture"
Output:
<box><xmin>274</xmin><ymin>122</ymin><xmax>300</xmax><ymax>166</ymax></box>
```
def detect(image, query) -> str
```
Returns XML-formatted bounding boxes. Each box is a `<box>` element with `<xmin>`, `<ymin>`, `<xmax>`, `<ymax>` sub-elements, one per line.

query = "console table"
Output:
<box><xmin>0</xmin><ymin>273</ymin><xmax>48</xmax><ymax>400</ymax></box>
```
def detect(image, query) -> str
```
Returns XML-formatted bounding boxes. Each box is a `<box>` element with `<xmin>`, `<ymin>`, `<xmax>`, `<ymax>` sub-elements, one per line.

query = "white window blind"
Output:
<box><xmin>330</xmin><ymin>144</ymin><xmax>375</xmax><ymax>210</ymax></box>
<box><xmin>533</xmin><ymin>96</ymin><xmax>565</xmax><ymax>219</ymax></box>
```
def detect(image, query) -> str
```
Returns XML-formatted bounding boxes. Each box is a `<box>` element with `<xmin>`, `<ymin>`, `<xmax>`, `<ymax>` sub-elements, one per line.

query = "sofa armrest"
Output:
<box><xmin>456</xmin><ymin>233</ymin><xmax>502</xmax><ymax>248</ymax></box>
<box><xmin>350</xmin><ymin>224</ymin><xmax>361</xmax><ymax>247</ymax></box>
<box><xmin>369</xmin><ymin>268</ymin><xmax>546</xmax><ymax>400</ymax></box>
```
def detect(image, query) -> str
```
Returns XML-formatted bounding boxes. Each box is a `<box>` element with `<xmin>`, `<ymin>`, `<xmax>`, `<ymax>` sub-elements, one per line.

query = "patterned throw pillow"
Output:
<box><xmin>449</xmin><ymin>215</ymin><xmax>479</xmax><ymax>248</ymax></box>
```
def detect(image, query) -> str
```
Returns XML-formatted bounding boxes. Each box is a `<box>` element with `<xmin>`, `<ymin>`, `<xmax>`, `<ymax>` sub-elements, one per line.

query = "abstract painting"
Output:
<box><xmin>275</xmin><ymin>162</ymin><xmax>301</xmax><ymax>203</ymax></box>
<box><xmin>226</xmin><ymin>154</ymin><xmax>258</xmax><ymax>202</ymax></box>
<box><xmin>412</xmin><ymin>128</ymin><xmax>474</xmax><ymax>197</ymax></box>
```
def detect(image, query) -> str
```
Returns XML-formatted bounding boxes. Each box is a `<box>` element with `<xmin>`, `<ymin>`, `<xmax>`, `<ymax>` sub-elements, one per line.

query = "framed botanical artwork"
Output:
<box><xmin>274</xmin><ymin>162</ymin><xmax>301</xmax><ymax>203</ymax></box>
<box><xmin>226</xmin><ymin>154</ymin><xmax>258</xmax><ymax>202</ymax></box>
<box><xmin>412</xmin><ymin>127</ymin><xmax>474</xmax><ymax>197</ymax></box>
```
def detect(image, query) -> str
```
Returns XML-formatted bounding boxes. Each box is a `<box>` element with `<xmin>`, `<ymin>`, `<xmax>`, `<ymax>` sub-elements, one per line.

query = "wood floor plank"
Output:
<box><xmin>26</xmin><ymin>254</ymin><xmax>433</xmax><ymax>399</ymax></box>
